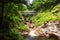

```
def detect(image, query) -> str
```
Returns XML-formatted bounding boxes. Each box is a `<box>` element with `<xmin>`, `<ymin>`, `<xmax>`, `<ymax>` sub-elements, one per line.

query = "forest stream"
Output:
<box><xmin>20</xmin><ymin>17</ymin><xmax>60</xmax><ymax>40</ymax></box>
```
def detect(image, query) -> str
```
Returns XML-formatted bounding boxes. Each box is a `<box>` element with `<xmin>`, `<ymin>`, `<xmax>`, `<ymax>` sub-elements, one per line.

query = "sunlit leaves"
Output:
<box><xmin>16</xmin><ymin>23</ymin><xmax>28</xmax><ymax>31</ymax></box>
<box><xmin>30</xmin><ymin>10</ymin><xmax>57</xmax><ymax>26</ymax></box>
<box><xmin>51</xmin><ymin>4</ymin><xmax>60</xmax><ymax>21</ymax></box>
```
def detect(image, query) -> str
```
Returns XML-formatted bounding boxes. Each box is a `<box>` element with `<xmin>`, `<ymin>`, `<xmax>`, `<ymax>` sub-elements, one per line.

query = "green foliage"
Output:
<box><xmin>4</xmin><ymin>2</ymin><xmax>28</xmax><ymax>29</ymax></box>
<box><xmin>30</xmin><ymin>10</ymin><xmax>57</xmax><ymax>26</ymax></box>
<box><xmin>9</xmin><ymin>28</ymin><xmax>24</xmax><ymax>40</ymax></box>
<box><xmin>51</xmin><ymin>4</ymin><xmax>60</xmax><ymax>20</ymax></box>
<box><xmin>30</xmin><ymin>0</ymin><xmax>57</xmax><ymax>11</ymax></box>
<box><xmin>1</xmin><ymin>0</ymin><xmax>60</xmax><ymax>40</ymax></box>
<box><xmin>52</xmin><ymin>4</ymin><xmax>60</xmax><ymax>10</ymax></box>
<box><xmin>2</xmin><ymin>2</ymin><xmax>28</xmax><ymax>40</ymax></box>
<box><xmin>29</xmin><ymin>0</ymin><xmax>60</xmax><ymax>26</ymax></box>
<box><xmin>16</xmin><ymin>23</ymin><xmax>28</xmax><ymax>31</ymax></box>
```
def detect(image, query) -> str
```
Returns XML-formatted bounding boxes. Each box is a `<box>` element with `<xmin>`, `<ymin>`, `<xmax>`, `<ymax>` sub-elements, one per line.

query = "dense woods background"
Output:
<box><xmin>0</xmin><ymin>0</ymin><xmax>60</xmax><ymax>40</ymax></box>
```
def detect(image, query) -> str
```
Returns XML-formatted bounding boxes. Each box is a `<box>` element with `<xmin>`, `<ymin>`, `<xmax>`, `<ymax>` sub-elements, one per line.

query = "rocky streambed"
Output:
<box><xmin>21</xmin><ymin>21</ymin><xmax>60</xmax><ymax>40</ymax></box>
